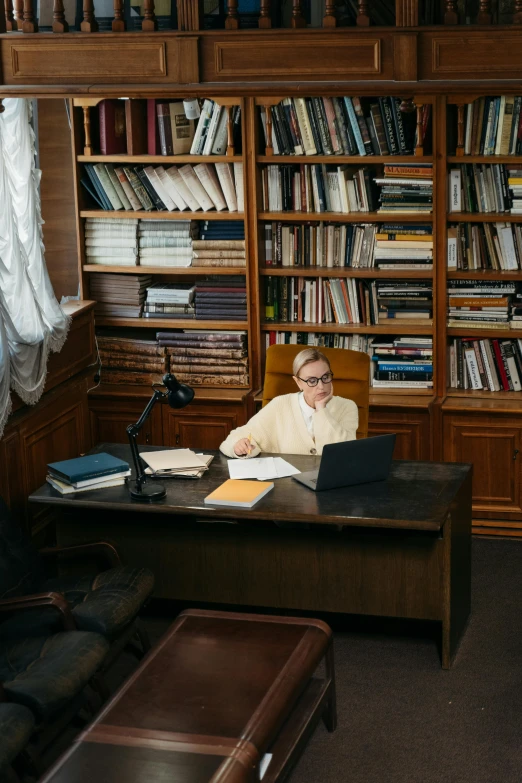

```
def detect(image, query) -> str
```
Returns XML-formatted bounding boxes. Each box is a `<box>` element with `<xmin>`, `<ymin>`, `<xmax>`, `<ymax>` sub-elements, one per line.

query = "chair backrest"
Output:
<box><xmin>0</xmin><ymin>497</ymin><xmax>42</xmax><ymax>600</ymax></box>
<box><xmin>262</xmin><ymin>345</ymin><xmax>370</xmax><ymax>439</ymax></box>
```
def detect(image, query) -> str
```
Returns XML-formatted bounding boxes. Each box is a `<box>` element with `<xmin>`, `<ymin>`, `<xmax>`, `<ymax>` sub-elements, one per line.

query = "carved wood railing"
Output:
<box><xmin>2</xmin><ymin>0</ymin><xmax>522</xmax><ymax>33</ymax></box>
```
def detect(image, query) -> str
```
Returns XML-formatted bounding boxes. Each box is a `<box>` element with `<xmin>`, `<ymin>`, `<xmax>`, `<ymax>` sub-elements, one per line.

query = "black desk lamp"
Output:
<box><xmin>126</xmin><ymin>373</ymin><xmax>194</xmax><ymax>502</ymax></box>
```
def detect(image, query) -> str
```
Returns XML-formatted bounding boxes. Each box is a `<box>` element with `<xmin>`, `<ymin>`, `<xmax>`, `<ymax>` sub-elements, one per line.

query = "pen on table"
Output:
<box><xmin>247</xmin><ymin>432</ymin><xmax>252</xmax><ymax>456</ymax></box>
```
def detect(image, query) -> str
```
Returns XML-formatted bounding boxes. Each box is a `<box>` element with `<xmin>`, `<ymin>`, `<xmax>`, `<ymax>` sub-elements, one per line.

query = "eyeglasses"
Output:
<box><xmin>296</xmin><ymin>371</ymin><xmax>334</xmax><ymax>387</ymax></box>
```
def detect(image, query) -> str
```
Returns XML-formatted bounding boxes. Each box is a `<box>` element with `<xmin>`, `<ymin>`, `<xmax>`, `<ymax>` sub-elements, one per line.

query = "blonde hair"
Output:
<box><xmin>292</xmin><ymin>348</ymin><xmax>331</xmax><ymax>378</ymax></box>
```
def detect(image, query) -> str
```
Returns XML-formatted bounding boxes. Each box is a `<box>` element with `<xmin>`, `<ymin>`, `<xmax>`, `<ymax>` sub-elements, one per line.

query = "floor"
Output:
<box><xmin>38</xmin><ymin>537</ymin><xmax>522</xmax><ymax>783</ymax></box>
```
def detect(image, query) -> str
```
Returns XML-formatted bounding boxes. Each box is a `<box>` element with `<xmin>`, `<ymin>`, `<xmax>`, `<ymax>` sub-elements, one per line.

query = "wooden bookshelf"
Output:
<box><xmin>83</xmin><ymin>265</ymin><xmax>246</xmax><ymax>275</ymax></box>
<box><xmin>78</xmin><ymin>155</ymin><xmax>243</xmax><ymax>164</ymax></box>
<box><xmin>96</xmin><ymin>318</ymin><xmax>249</xmax><ymax>329</ymax></box>
<box><xmin>258</xmin><ymin>212</ymin><xmax>433</xmax><ymax>223</ymax></box>
<box><xmin>261</xmin><ymin>323</ymin><xmax>433</xmax><ymax>335</ymax></box>
<box><xmin>259</xmin><ymin>268</ymin><xmax>433</xmax><ymax>278</ymax></box>
<box><xmin>256</xmin><ymin>155</ymin><xmax>434</xmax><ymax>164</ymax></box>
<box><xmin>80</xmin><ymin>211</ymin><xmax>245</xmax><ymax>220</ymax></box>
<box><xmin>447</xmin><ymin>213</ymin><xmax>522</xmax><ymax>222</ymax></box>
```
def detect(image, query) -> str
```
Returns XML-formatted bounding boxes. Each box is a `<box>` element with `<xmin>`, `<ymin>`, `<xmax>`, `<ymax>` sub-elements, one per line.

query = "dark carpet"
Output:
<box><xmin>39</xmin><ymin>537</ymin><xmax>522</xmax><ymax>783</ymax></box>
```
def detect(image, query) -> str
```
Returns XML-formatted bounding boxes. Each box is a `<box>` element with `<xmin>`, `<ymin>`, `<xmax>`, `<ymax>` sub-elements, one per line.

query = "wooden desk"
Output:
<box><xmin>29</xmin><ymin>445</ymin><xmax>473</xmax><ymax>669</ymax></box>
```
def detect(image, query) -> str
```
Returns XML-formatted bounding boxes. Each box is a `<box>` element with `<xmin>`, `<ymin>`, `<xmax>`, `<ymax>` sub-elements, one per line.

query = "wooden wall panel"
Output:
<box><xmin>38</xmin><ymin>99</ymin><xmax>79</xmax><ymax>301</ymax></box>
<box><xmin>200</xmin><ymin>32</ymin><xmax>393</xmax><ymax>83</ymax></box>
<box><xmin>419</xmin><ymin>31</ymin><xmax>522</xmax><ymax>81</ymax></box>
<box><xmin>0</xmin><ymin>35</ymin><xmax>198</xmax><ymax>85</ymax></box>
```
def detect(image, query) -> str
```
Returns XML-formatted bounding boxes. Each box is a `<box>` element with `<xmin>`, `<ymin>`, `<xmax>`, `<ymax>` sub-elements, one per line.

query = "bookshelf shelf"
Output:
<box><xmin>447</xmin><ymin>156</ymin><xmax>522</xmax><ymax>164</ymax></box>
<box><xmin>447</xmin><ymin>327</ymin><xmax>522</xmax><ymax>339</ymax></box>
<box><xmin>447</xmin><ymin>388</ymin><xmax>522</xmax><ymax>400</ymax></box>
<box><xmin>261</xmin><ymin>322</ymin><xmax>433</xmax><ymax>335</ymax></box>
<box><xmin>83</xmin><ymin>265</ymin><xmax>245</xmax><ymax>275</ymax></box>
<box><xmin>80</xmin><ymin>211</ymin><xmax>245</xmax><ymax>221</ymax></box>
<box><xmin>95</xmin><ymin>318</ymin><xmax>249</xmax><ymax>329</ymax></box>
<box><xmin>259</xmin><ymin>267</ymin><xmax>433</xmax><ymax>279</ymax></box>
<box><xmin>447</xmin><ymin>213</ymin><xmax>522</xmax><ymax>223</ymax></box>
<box><xmin>256</xmin><ymin>155</ymin><xmax>434</xmax><ymax>165</ymax></box>
<box><xmin>258</xmin><ymin>212</ymin><xmax>433</xmax><ymax>223</ymax></box>
<box><xmin>447</xmin><ymin>271</ymin><xmax>522</xmax><ymax>280</ymax></box>
<box><xmin>78</xmin><ymin>155</ymin><xmax>243</xmax><ymax>164</ymax></box>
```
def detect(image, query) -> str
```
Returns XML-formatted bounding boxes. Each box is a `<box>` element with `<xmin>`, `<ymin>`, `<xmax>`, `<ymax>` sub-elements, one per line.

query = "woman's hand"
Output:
<box><xmin>234</xmin><ymin>437</ymin><xmax>253</xmax><ymax>457</ymax></box>
<box><xmin>315</xmin><ymin>384</ymin><xmax>334</xmax><ymax>411</ymax></box>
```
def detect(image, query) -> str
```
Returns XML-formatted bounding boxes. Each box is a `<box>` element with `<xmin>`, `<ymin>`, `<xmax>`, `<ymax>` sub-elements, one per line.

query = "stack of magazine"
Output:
<box><xmin>141</xmin><ymin>449</ymin><xmax>213</xmax><ymax>479</ymax></box>
<box><xmin>46</xmin><ymin>453</ymin><xmax>131</xmax><ymax>495</ymax></box>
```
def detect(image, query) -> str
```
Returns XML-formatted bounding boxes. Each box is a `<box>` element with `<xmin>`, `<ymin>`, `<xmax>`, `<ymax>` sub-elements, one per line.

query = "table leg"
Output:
<box><xmin>441</xmin><ymin>471</ymin><xmax>473</xmax><ymax>669</ymax></box>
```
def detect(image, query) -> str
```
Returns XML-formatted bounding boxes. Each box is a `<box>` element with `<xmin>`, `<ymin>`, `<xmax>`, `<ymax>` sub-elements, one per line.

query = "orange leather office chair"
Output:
<box><xmin>262</xmin><ymin>344</ymin><xmax>370</xmax><ymax>438</ymax></box>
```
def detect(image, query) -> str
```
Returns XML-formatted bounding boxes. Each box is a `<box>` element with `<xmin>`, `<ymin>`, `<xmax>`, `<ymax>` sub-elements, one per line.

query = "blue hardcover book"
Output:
<box><xmin>48</xmin><ymin>452</ymin><xmax>130</xmax><ymax>484</ymax></box>
<box><xmin>377</xmin><ymin>362</ymin><xmax>433</xmax><ymax>372</ymax></box>
<box><xmin>343</xmin><ymin>97</ymin><xmax>366</xmax><ymax>156</ymax></box>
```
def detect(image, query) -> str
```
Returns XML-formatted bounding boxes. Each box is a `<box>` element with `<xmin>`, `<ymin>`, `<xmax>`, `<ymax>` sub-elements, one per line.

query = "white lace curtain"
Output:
<box><xmin>0</xmin><ymin>98</ymin><xmax>70</xmax><ymax>438</ymax></box>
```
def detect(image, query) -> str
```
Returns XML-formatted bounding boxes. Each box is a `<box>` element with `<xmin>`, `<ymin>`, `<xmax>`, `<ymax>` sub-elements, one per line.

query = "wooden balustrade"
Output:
<box><xmin>259</xmin><ymin>0</ymin><xmax>271</xmax><ymax>28</ymax></box>
<box><xmin>323</xmin><ymin>0</ymin><xmax>336</xmax><ymax>26</ymax></box>
<box><xmin>112</xmin><ymin>0</ymin><xmax>125</xmax><ymax>31</ymax></box>
<box><xmin>52</xmin><ymin>0</ymin><xmax>68</xmax><ymax>32</ymax></box>
<box><xmin>514</xmin><ymin>0</ymin><xmax>522</xmax><ymax>23</ymax></box>
<box><xmin>444</xmin><ymin>0</ymin><xmax>458</xmax><ymax>24</ymax></box>
<box><xmin>22</xmin><ymin>0</ymin><xmax>37</xmax><ymax>32</ymax></box>
<box><xmin>291</xmin><ymin>0</ymin><xmax>306</xmax><ymax>28</ymax></box>
<box><xmin>0</xmin><ymin>0</ymin><xmax>8</xmax><ymax>31</ymax></box>
<box><xmin>80</xmin><ymin>0</ymin><xmax>98</xmax><ymax>31</ymax></box>
<box><xmin>142</xmin><ymin>0</ymin><xmax>157</xmax><ymax>31</ymax></box>
<box><xmin>4</xmin><ymin>0</ymin><xmax>14</xmax><ymax>30</ymax></box>
<box><xmin>13</xmin><ymin>0</ymin><xmax>23</xmax><ymax>29</ymax></box>
<box><xmin>476</xmin><ymin>0</ymin><xmax>492</xmax><ymax>24</ymax></box>
<box><xmin>225</xmin><ymin>0</ymin><xmax>239</xmax><ymax>29</ymax></box>
<box><xmin>357</xmin><ymin>0</ymin><xmax>370</xmax><ymax>26</ymax></box>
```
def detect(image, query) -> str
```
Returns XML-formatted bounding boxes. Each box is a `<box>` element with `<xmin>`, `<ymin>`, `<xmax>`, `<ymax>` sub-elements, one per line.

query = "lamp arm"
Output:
<box><xmin>126</xmin><ymin>388</ymin><xmax>165</xmax><ymax>491</ymax></box>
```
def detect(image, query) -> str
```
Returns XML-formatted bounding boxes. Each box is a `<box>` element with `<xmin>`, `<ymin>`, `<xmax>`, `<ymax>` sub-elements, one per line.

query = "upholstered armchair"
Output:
<box><xmin>0</xmin><ymin>496</ymin><xmax>154</xmax><ymax>666</ymax></box>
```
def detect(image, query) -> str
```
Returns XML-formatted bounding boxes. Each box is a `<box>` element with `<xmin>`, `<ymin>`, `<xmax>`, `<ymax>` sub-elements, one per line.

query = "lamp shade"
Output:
<box><xmin>162</xmin><ymin>373</ymin><xmax>195</xmax><ymax>409</ymax></box>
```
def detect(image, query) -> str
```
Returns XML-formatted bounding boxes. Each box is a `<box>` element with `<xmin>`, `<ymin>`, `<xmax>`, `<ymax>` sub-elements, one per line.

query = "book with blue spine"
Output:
<box><xmin>376</xmin><ymin>362</ymin><xmax>433</xmax><ymax>372</ymax></box>
<box><xmin>48</xmin><ymin>452</ymin><xmax>130</xmax><ymax>484</ymax></box>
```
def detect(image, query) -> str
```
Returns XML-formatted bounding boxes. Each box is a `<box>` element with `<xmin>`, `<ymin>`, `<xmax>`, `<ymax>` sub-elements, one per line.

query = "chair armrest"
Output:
<box><xmin>0</xmin><ymin>593</ymin><xmax>76</xmax><ymax>631</ymax></box>
<box><xmin>39</xmin><ymin>541</ymin><xmax>122</xmax><ymax>570</ymax></box>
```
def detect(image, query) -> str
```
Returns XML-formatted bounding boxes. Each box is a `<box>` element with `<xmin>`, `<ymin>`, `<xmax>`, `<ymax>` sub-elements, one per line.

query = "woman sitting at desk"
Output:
<box><xmin>220</xmin><ymin>348</ymin><xmax>358</xmax><ymax>458</ymax></box>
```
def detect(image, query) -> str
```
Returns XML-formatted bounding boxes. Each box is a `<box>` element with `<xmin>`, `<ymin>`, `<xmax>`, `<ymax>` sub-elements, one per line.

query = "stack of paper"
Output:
<box><xmin>142</xmin><ymin>449</ymin><xmax>213</xmax><ymax>479</ymax></box>
<box><xmin>228</xmin><ymin>457</ymin><xmax>300</xmax><ymax>481</ymax></box>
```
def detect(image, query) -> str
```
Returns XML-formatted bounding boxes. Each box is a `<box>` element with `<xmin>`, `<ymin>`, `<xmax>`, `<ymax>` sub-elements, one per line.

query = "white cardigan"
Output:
<box><xmin>219</xmin><ymin>392</ymin><xmax>358</xmax><ymax>458</ymax></box>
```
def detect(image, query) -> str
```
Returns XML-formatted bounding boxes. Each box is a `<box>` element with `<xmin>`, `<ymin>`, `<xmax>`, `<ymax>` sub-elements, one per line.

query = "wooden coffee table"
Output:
<box><xmin>41</xmin><ymin>609</ymin><xmax>336</xmax><ymax>783</ymax></box>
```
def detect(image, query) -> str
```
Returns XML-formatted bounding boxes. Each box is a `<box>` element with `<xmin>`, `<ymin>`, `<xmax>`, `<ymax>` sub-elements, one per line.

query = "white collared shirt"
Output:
<box><xmin>298</xmin><ymin>391</ymin><xmax>316</xmax><ymax>436</ymax></box>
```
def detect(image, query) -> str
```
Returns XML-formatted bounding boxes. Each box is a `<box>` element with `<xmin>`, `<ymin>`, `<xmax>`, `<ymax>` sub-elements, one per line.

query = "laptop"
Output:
<box><xmin>292</xmin><ymin>434</ymin><xmax>396</xmax><ymax>491</ymax></box>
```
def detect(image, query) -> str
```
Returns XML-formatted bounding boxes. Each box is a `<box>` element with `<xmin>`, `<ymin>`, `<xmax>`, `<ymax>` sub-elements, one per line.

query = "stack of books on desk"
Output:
<box><xmin>46</xmin><ymin>453</ymin><xmax>131</xmax><ymax>495</ymax></box>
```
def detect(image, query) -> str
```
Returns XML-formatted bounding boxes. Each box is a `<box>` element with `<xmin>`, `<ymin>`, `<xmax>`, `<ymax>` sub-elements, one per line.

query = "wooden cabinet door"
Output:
<box><xmin>443</xmin><ymin>414</ymin><xmax>522</xmax><ymax>518</ymax></box>
<box><xmin>368</xmin><ymin>409</ymin><xmax>431</xmax><ymax>461</ymax></box>
<box><xmin>162</xmin><ymin>405</ymin><xmax>242</xmax><ymax>451</ymax></box>
<box><xmin>89</xmin><ymin>397</ymin><xmax>163</xmax><ymax>447</ymax></box>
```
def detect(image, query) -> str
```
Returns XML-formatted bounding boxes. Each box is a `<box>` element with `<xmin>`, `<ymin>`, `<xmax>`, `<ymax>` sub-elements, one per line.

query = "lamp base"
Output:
<box><xmin>130</xmin><ymin>483</ymin><xmax>166</xmax><ymax>502</ymax></box>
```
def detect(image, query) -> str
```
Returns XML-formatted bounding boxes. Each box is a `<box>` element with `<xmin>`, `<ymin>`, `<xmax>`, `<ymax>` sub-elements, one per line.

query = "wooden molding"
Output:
<box><xmin>393</xmin><ymin>32</ymin><xmax>417</xmax><ymax>81</ymax></box>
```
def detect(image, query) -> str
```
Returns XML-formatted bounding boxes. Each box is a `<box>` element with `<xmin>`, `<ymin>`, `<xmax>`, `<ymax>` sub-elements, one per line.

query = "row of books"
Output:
<box><xmin>370</xmin><ymin>337</ymin><xmax>433</xmax><ymax>388</ymax></box>
<box><xmin>446</xmin><ymin>280</ymin><xmax>520</xmax><ymax>330</ymax></box>
<box><xmin>260</xmin><ymin>163</ymin><xmax>433</xmax><ymax>215</ymax></box>
<box><xmin>259</xmin><ymin>97</ymin><xmax>430</xmax><ymax>157</ymax></box>
<box><xmin>97</xmin><ymin>330</ymin><xmax>249</xmax><ymax>388</ymax></box>
<box><xmin>95</xmin><ymin>98</ymin><xmax>241</xmax><ymax>157</ymax></box>
<box><xmin>460</xmin><ymin>96</ymin><xmax>522</xmax><ymax>157</ymax></box>
<box><xmin>264</xmin><ymin>331</ymin><xmax>372</xmax><ymax>352</ymax></box>
<box><xmin>448</xmin><ymin>165</ymin><xmax>522</xmax><ymax>214</ymax></box>
<box><xmin>158</xmin><ymin>330</ymin><xmax>248</xmax><ymax>387</ymax></box>
<box><xmin>449</xmin><ymin>338</ymin><xmax>522</xmax><ymax>392</ymax></box>
<box><xmin>447</xmin><ymin>222</ymin><xmax>522</xmax><ymax>271</ymax></box>
<box><xmin>191</xmin><ymin>100</ymin><xmax>241</xmax><ymax>156</ymax></box>
<box><xmin>82</xmin><ymin>161</ymin><xmax>244</xmax><ymax>213</ymax></box>
<box><xmin>264</xmin><ymin>277</ymin><xmax>433</xmax><ymax>326</ymax></box>
<box><xmin>262</xmin><ymin>222</ymin><xmax>433</xmax><ymax>269</ymax></box>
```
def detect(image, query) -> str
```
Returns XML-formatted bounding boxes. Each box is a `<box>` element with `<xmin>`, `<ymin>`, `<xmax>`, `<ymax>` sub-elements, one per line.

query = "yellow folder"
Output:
<box><xmin>204</xmin><ymin>479</ymin><xmax>274</xmax><ymax>508</ymax></box>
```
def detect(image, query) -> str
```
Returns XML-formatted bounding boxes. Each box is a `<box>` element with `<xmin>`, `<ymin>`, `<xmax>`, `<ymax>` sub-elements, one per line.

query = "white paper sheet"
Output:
<box><xmin>228</xmin><ymin>457</ymin><xmax>300</xmax><ymax>481</ymax></box>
